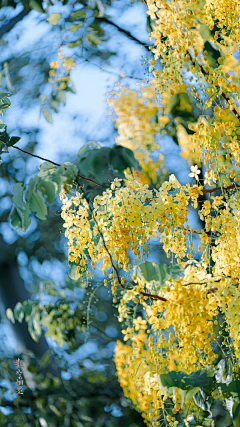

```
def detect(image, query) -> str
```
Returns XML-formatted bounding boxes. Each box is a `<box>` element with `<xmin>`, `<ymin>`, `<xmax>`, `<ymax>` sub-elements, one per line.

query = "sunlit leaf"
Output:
<box><xmin>68</xmin><ymin>39</ymin><xmax>81</xmax><ymax>48</ymax></box>
<box><xmin>43</xmin><ymin>107</ymin><xmax>53</xmax><ymax>123</ymax></box>
<box><xmin>70</xmin><ymin>10</ymin><xmax>86</xmax><ymax>18</ymax></box>
<box><xmin>47</xmin><ymin>14</ymin><xmax>62</xmax><ymax>26</ymax></box>
<box><xmin>6</xmin><ymin>308</ymin><xmax>15</xmax><ymax>324</ymax></box>
<box><xmin>69</xmin><ymin>24</ymin><xmax>83</xmax><ymax>32</ymax></box>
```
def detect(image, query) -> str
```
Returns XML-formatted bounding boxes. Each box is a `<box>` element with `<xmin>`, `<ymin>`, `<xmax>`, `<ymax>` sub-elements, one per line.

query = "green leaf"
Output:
<box><xmin>22</xmin><ymin>301</ymin><xmax>33</xmax><ymax>317</ymax></box>
<box><xmin>28</xmin><ymin>314</ymin><xmax>41</xmax><ymax>342</ymax></box>
<box><xmin>204</xmin><ymin>41</ymin><xmax>221</xmax><ymax>69</ymax></box>
<box><xmin>11</xmin><ymin>183</ymin><xmax>32</xmax><ymax>230</ymax></box>
<box><xmin>221</xmin><ymin>379</ymin><xmax>240</xmax><ymax>402</ymax></box>
<box><xmin>47</xmin><ymin>14</ymin><xmax>61</xmax><ymax>26</ymax></box>
<box><xmin>69</xmin><ymin>24</ymin><xmax>83</xmax><ymax>32</ymax></box>
<box><xmin>147</xmin><ymin>15</ymin><xmax>153</xmax><ymax>34</ymax></box>
<box><xmin>57</xmin><ymin>162</ymin><xmax>78</xmax><ymax>180</ymax></box>
<box><xmin>0</xmin><ymin>97</ymin><xmax>11</xmax><ymax>109</ymax></box>
<box><xmin>38</xmin><ymin>181</ymin><xmax>56</xmax><ymax>204</ymax></box>
<box><xmin>0</xmin><ymin>92</ymin><xmax>12</xmax><ymax>99</ymax></box>
<box><xmin>64</xmin><ymin>57</ymin><xmax>75</xmax><ymax>66</ymax></box>
<box><xmin>78</xmin><ymin>141</ymin><xmax>102</xmax><ymax>159</ymax></box>
<box><xmin>0</xmin><ymin>126</ymin><xmax>10</xmax><ymax>144</ymax></box>
<box><xmin>56</xmin><ymin>90</ymin><xmax>66</xmax><ymax>105</ymax></box>
<box><xmin>164</xmin><ymin>120</ymin><xmax>179</xmax><ymax>145</ymax></box>
<box><xmin>39</xmin><ymin>351</ymin><xmax>51</xmax><ymax>368</ymax></box>
<box><xmin>28</xmin><ymin>188</ymin><xmax>48</xmax><ymax>220</ymax></box>
<box><xmin>109</xmin><ymin>145</ymin><xmax>140</xmax><ymax>174</ymax></box>
<box><xmin>68</xmin><ymin>39</ymin><xmax>82</xmax><ymax>48</ymax></box>
<box><xmin>44</xmin><ymin>280</ymin><xmax>57</xmax><ymax>296</ymax></box>
<box><xmin>185</xmin><ymin>386</ymin><xmax>200</xmax><ymax>401</ymax></box>
<box><xmin>233</xmin><ymin>402</ymin><xmax>240</xmax><ymax>427</ymax></box>
<box><xmin>199</xmin><ymin>23</ymin><xmax>211</xmax><ymax>42</ymax></box>
<box><xmin>6</xmin><ymin>308</ymin><xmax>15</xmax><ymax>324</ymax></box>
<box><xmin>14</xmin><ymin>302</ymin><xmax>24</xmax><ymax>323</ymax></box>
<box><xmin>133</xmin><ymin>261</ymin><xmax>182</xmax><ymax>291</ymax></box>
<box><xmin>211</xmin><ymin>398</ymin><xmax>232</xmax><ymax>427</ymax></box>
<box><xmin>193</xmin><ymin>389</ymin><xmax>212</xmax><ymax>413</ymax></box>
<box><xmin>39</xmin><ymin>94</ymin><xmax>47</xmax><ymax>103</ymax></box>
<box><xmin>49</xmin><ymin>405</ymin><xmax>62</xmax><ymax>417</ymax></box>
<box><xmin>26</xmin><ymin>176</ymin><xmax>41</xmax><ymax>201</ymax></box>
<box><xmin>29</xmin><ymin>0</ymin><xmax>45</xmax><ymax>13</ymax></box>
<box><xmin>69</xmin><ymin>264</ymin><xmax>81</xmax><ymax>281</ymax></box>
<box><xmin>48</xmin><ymin>98</ymin><xmax>59</xmax><ymax>113</ymax></box>
<box><xmin>43</xmin><ymin>107</ymin><xmax>53</xmax><ymax>123</ymax></box>
<box><xmin>38</xmin><ymin>161</ymin><xmax>57</xmax><ymax>177</ymax></box>
<box><xmin>88</xmin><ymin>23</ymin><xmax>104</xmax><ymax>37</ymax></box>
<box><xmin>158</xmin><ymin>370</ymin><xmax>210</xmax><ymax>391</ymax></box>
<box><xmin>70</xmin><ymin>10</ymin><xmax>86</xmax><ymax>18</ymax></box>
<box><xmin>9</xmin><ymin>136</ymin><xmax>20</xmax><ymax>146</ymax></box>
<box><xmin>90</xmin><ymin>149</ymin><xmax>109</xmax><ymax>181</ymax></box>
<box><xmin>167</xmin><ymin>93</ymin><xmax>197</xmax><ymax>123</ymax></box>
<box><xmin>28</xmin><ymin>364</ymin><xmax>38</xmax><ymax>373</ymax></box>
<box><xmin>203</xmin><ymin>375</ymin><xmax>215</xmax><ymax>396</ymax></box>
<box><xmin>85</xmin><ymin>33</ymin><xmax>101</xmax><ymax>47</ymax></box>
<box><xmin>9</xmin><ymin>206</ymin><xmax>23</xmax><ymax>229</ymax></box>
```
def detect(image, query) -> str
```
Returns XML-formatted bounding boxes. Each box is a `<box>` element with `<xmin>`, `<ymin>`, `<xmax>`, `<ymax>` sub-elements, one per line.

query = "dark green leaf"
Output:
<box><xmin>0</xmin><ymin>126</ymin><xmax>10</xmax><ymax>144</ymax></box>
<box><xmin>204</xmin><ymin>41</ymin><xmax>221</xmax><ymax>69</ymax></box>
<box><xmin>14</xmin><ymin>302</ymin><xmax>24</xmax><ymax>323</ymax></box>
<box><xmin>158</xmin><ymin>370</ymin><xmax>210</xmax><ymax>390</ymax></box>
<box><xmin>211</xmin><ymin>398</ymin><xmax>232</xmax><ymax>427</ymax></box>
<box><xmin>147</xmin><ymin>15</ymin><xmax>153</xmax><ymax>34</ymax></box>
<box><xmin>0</xmin><ymin>92</ymin><xmax>12</xmax><ymax>99</ymax></box>
<box><xmin>9</xmin><ymin>136</ymin><xmax>21</xmax><ymax>146</ymax></box>
<box><xmin>70</xmin><ymin>10</ymin><xmax>86</xmax><ymax>18</ymax></box>
<box><xmin>233</xmin><ymin>402</ymin><xmax>240</xmax><ymax>427</ymax></box>
<box><xmin>29</xmin><ymin>0</ymin><xmax>45</xmax><ymax>13</ymax></box>
<box><xmin>38</xmin><ymin>181</ymin><xmax>56</xmax><ymax>204</ymax></box>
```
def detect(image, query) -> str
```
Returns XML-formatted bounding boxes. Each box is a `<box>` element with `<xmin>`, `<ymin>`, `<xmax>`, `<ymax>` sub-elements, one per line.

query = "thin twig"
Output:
<box><xmin>97</xmin><ymin>17</ymin><xmax>152</xmax><ymax>50</ymax></box>
<box><xmin>12</xmin><ymin>145</ymin><xmax>101</xmax><ymax>187</ymax></box>
<box><xmin>186</xmin><ymin>397</ymin><xmax>193</xmax><ymax>418</ymax></box>
<box><xmin>89</xmin><ymin>322</ymin><xmax>117</xmax><ymax>340</ymax></box>
<box><xmin>203</xmin><ymin>183</ymin><xmax>240</xmax><ymax>194</ymax></box>
<box><xmin>0</xmin><ymin>9</ymin><xmax>31</xmax><ymax>38</ymax></box>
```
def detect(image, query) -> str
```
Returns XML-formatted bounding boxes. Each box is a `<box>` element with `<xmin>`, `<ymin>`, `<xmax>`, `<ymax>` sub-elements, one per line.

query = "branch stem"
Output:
<box><xmin>12</xmin><ymin>146</ymin><xmax>101</xmax><ymax>187</ymax></box>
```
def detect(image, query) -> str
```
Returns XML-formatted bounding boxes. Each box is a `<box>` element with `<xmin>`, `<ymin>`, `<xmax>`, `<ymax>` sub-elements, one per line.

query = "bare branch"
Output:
<box><xmin>97</xmin><ymin>17</ymin><xmax>152</xmax><ymax>50</ymax></box>
<box><xmin>11</xmin><ymin>146</ymin><xmax>101</xmax><ymax>187</ymax></box>
<box><xmin>0</xmin><ymin>9</ymin><xmax>31</xmax><ymax>39</ymax></box>
<box><xmin>203</xmin><ymin>183</ymin><xmax>240</xmax><ymax>194</ymax></box>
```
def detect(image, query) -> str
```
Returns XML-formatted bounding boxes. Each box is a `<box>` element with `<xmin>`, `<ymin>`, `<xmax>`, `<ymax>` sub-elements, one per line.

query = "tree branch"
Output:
<box><xmin>11</xmin><ymin>145</ymin><xmax>101</xmax><ymax>187</ymax></box>
<box><xmin>0</xmin><ymin>9</ymin><xmax>31</xmax><ymax>39</ymax></box>
<box><xmin>203</xmin><ymin>183</ymin><xmax>240</xmax><ymax>194</ymax></box>
<box><xmin>97</xmin><ymin>17</ymin><xmax>152</xmax><ymax>50</ymax></box>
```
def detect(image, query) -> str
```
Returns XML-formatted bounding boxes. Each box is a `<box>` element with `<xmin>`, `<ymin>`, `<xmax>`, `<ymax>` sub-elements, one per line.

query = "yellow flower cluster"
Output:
<box><xmin>61</xmin><ymin>174</ymin><xmax>206</xmax><ymax>282</ymax></box>
<box><xmin>108</xmin><ymin>85</ymin><xmax>164</xmax><ymax>184</ymax></box>
<box><xmin>115</xmin><ymin>340</ymin><xmax>182</xmax><ymax>426</ymax></box>
<box><xmin>60</xmin><ymin>1</ymin><xmax>240</xmax><ymax>424</ymax></box>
